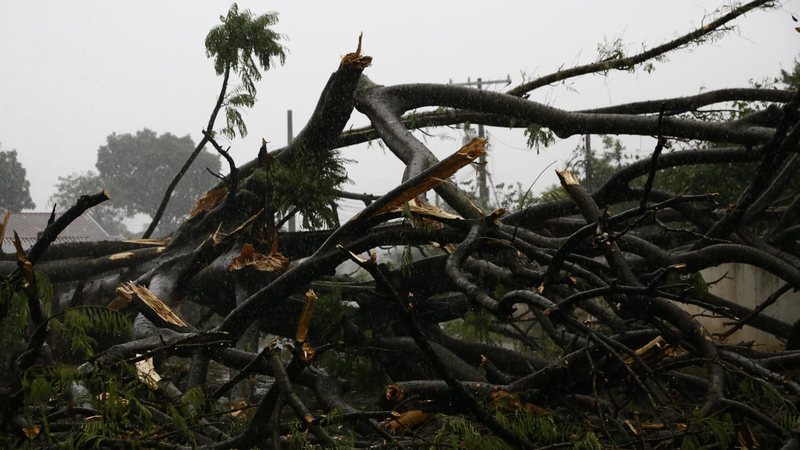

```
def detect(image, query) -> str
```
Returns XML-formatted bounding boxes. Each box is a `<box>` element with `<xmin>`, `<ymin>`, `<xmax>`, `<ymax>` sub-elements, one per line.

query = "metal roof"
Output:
<box><xmin>1</xmin><ymin>211</ymin><xmax>118</xmax><ymax>253</ymax></box>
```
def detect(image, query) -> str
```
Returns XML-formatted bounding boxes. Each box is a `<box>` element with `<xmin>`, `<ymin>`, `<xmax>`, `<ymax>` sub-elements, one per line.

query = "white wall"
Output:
<box><xmin>694</xmin><ymin>264</ymin><xmax>800</xmax><ymax>351</ymax></box>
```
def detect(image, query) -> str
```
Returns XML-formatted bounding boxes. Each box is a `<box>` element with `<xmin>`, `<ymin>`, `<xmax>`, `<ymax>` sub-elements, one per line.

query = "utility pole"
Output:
<box><xmin>584</xmin><ymin>134</ymin><xmax>593</xmax><ymax>190</ymax></box>
<box><xmin>448</xmin><ymin>75</ymin><xmax>510</xmax><ymax>207</ymax></box>
<box><xmin>287</xmin><ymin>109</ymin><xmax>296</xmax><ymax>232</ymax></box>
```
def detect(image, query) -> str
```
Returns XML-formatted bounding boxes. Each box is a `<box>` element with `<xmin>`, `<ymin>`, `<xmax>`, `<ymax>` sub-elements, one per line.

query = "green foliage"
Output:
<box><xmin>524</xmin><ymin>123</ymin><xmax>555</xmax><ymax>152</ymax></box>
<box><xmin>492</xmin><ymin>182</ymin><xmax>540</xmax><ymax>212</ymax></box>
<box><xmin>596</xmin><ymin>36</ymin><xmax>626</xmax><ymax>67</ymax></box>
<box><xmin>443</xmin><ymin>309</ymin><xmax>501</xmax><ymax>344</ymax></box>
<box><xmin>780</xmin><ymin>56</ymin><xmax>800</xmax><ymax>89</ymax></box>
<box><xmin>430</xmin><ymin>410</ymin><xmax>591</xmax><ymax>449</ymax></box>
<box><xmin>256</xmin><ymin>146</ymin><xmax>349</xmax><ymax>230</ymax></box>
<box><xmin>0</xmin><ymin>270</ymin><xmax>130</xmax><ymax>378</ymax></box>
<box><xmin>568</xmin><ymin>134</ymin><xmax>636</xmax><ymax>193</ymax></box>
<box><xmin>49</xmin><ymin>306</ymin><xmax>132</xmax><ymax>357</ymax></box>
<box><xmin>724</xmin><ymin>371</ymin><xmax>799</xmax><ymax>448</ymax></box>
<box><xmin>205</xmin><ymin>4</ymin><xmax>286</xmax><ymax>82</ymax></box>
<box><xmin>285</xmin><ymin>419</ymin><xmax>313</xmax><ymax>449</ymax></box>
<box><xmin>431</xmin><ymin>414</ymin><xmax>510</xmax><ymax>449</ymax></box>
<box><xmin>205</xmin><ymin>3</ymin><xmax>286</xmax><ymax>138</ymax></box>
<box><xmin>654</xmin><ymin>159</ymin><xmax>758</xmax><ymax>206</ymax></box>
<box><xmin>309</xmin><ymin>289</ymin><xmax>389</xmax><ymax>391</ymax></box>
<box><xmin>494</xmin><ymin>409</ymin><xmax>559</xmax><ymax>444</ymax></box>
<box><xmin>26</xmin><ymin>376</ymin><xmax>54</xmax><ymax>405</ymax></box>
<box><xmin>680</xmin><ymin>410</ymin><xmax>735</xmax><ymax>450</ymax></box>
<box><xmin>664</xmin><ymin>270</ymin><xmax>709</xmax><ymax>298</ymax></box>
<box><xmin>318</xmin><ymin>351</ymin><xmax>389</xmax><ymax>393</ymax></box>
<box><xmin>310</xmin><ymin>289</ymin><xmax>349</xmax><ymax>343</ymax></box>
<box><xmin>0</xmin><ymin>145</ymin><xmax>36</xmax><ymax>211</ymax></box>
<box><xmin>573</xmin><ymin>431</ymin><xmax>604</xmax><ymax>450</ymax></box>
<box><xmin>651</xmin><ymin>56</ymin><xmax>800</xmax><ymax>206</ymax></box>
<box><xmin>0</xmin><ymin>271</ymin><xmax>53</xmax><ymax>367</ymax></box>
<box><xmin>399</xmin><ymin>245</ymin><xmax>414</xmax><ymax>277</ymax></box>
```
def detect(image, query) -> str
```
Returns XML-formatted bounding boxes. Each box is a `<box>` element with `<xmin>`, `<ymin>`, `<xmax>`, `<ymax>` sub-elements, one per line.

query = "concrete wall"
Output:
<box><xmin>693</xmin><ymin>264</ymin><xmax>800</xmax><ymax>351</ymax></box>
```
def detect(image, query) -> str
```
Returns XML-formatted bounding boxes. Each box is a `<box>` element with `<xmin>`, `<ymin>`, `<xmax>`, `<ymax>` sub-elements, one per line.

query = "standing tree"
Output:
<box><xmin>51</xmin><ymin>130</ymin><xmax>222</xmax><ymax>236</ymax></box>
<box><xmin>0</xmin><ymin>147</ymin><xmax>35</xmax><ymax>212</ymax></box>
<box><xmin>96</xmin><ymin>129</ymin><xmax>221</xmax><ymax>236</ymax></box>
<box><xmin>4</xmin><ymin>1</ymin><xmax>800</xmax><ymax>448</ymax></box>
<box><xmin>143</xmin><ymin>3</ymin><xmax>286</xmax><ymax>238</ymax></box>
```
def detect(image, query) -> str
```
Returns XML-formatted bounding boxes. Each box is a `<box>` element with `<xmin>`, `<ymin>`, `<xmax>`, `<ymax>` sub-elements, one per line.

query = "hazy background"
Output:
<box><xmin>1</xmin><ymin>1</ymin><xmax>797</xmax><ymax>229</ymax></box>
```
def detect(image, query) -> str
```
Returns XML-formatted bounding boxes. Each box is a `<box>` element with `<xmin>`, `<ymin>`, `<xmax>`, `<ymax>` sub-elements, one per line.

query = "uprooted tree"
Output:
<box><xmin>2</xmin><ymin>1</ymin><xmax>800</xmax><ymax>448</ymax></box>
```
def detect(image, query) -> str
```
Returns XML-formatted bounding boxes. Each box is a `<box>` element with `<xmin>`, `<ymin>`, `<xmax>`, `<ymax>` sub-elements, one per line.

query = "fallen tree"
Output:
<box><xmin>2</xmin><ymin>1</ymin><xmax>800</xmax><ymax>448</ymax></box>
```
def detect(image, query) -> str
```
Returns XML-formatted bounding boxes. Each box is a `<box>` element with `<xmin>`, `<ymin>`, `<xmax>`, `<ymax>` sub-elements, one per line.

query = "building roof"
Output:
<box><xmin>1</xmin><ymin>211</ymin><xmax>118</xmax><ymax>253</ymax></box>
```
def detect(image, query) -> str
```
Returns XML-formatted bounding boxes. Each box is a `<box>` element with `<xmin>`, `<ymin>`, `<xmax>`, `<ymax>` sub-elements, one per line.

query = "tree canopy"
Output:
<box><xmin>3</xmin><ymin>1</ymin><xmax>800</xmax><ymax>449</ymax></box>
<box><xmin>52</xmin><ymin>129</ymin><xmax>221</xmax><ymax>236</ymax></box>
<box><xmin>0</xmin><ymin>147</ymin><xmax>35</xmax><ymax>212</ymax></box>
<box><xmin>205</xmin><ymin>4</ymin><xmax>286</xmax><ymax>139</ymax></box>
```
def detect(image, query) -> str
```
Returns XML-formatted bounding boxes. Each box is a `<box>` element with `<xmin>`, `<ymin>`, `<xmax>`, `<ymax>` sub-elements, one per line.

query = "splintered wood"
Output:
<box><xmin>135</xmin><ymin>356</ymin><xmax>162</xmax><ymax>390</ymax></box>
<box><xmin>113</xmin><ymin>282</ymin><xmax>188</xmax><ymax>328</ymax></box>
<box><xmin>389</xmin><ymin>199</ymin><xmax>461</xmax><ymax>222</ymax></box>
<box><xmin>295</xmin><ymin>289</ymin><xmax>318</xmax><ymax>343</ymax></box>
<box><xmin>210</xmin><ymin>210</ymin><xmax>262</xmax><ymax>245</ymax></box>
<box><xmin>556</xmin><ymin>169</ymin><xmax>581</xmax><ymax>186</ymax></box>
<box><xmin>187</xmin><ymin>187</ymin><xmax>227</xmax><ymax>220</ymax></box>
<box><xmin>372</xmin><ymin>137</ymin><xmax>487</xmax><ymax>217</ymax></box>
<box><xmin>227</xmin><ymin>243</ymin><xmax>290</xmax><ymax>273</ymax></box>
<box><xmin>123</xmin><ymin>238</ymin><xmax>169</xmax><ymax>246</ymax></box>
<box><xmin>340</xmin><ymin>33</ymin><xmax>372</xmax><ymax>69</ymax></box>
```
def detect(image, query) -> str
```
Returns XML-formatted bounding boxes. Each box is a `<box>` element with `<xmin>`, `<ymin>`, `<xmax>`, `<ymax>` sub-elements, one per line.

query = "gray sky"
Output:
<box><xmin>1</xmin><ymin>1</ymin><xmax>797</xmax><ymax>224</ymax></box>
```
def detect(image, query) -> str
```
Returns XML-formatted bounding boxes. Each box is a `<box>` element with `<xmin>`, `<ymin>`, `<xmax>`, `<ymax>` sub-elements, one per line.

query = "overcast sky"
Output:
<box><xmin>1</xmin><ymin>1</ymin><xmax>797</xmax><ymax>225</ymax></box>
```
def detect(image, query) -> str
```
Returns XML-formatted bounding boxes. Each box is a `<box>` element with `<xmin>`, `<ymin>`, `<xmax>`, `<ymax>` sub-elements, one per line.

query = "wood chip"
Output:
<box><xmin>135</xmin><ymin>356</ymin><xmax>162</xmax><ymax>390</ymax></box>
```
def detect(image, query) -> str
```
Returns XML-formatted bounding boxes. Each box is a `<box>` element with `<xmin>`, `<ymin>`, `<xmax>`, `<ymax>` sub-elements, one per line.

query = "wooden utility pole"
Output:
<box><xmin>448</xmin><ymin>75</ymin><xmax>510</xmax><ymax>207</ymax></box>
<box><xmin>584</xmin><ymin>134</ymin><xmax>593</xmax><ymax>190</ymax></box>
<box><xmin>287</xmin><ymin>109</ymin><xmax>296</xmax><ymax>232</ymax></box>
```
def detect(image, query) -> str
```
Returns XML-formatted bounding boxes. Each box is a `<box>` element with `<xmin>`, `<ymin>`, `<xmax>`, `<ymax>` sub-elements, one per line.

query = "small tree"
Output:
<box><xmin>0</xmin><ymin>147</ymin><xmax>35</xmax><ymax>212</ymax></box>
<box><xmin>143</xmin><ymin>3</ymin><xmax>286</xmax><ymax>237</ymax></box>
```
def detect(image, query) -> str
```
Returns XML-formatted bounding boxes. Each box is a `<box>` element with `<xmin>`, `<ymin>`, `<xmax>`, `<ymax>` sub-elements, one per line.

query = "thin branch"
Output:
<box><xmin>143</xmin><ymin>66</ymin><xmax>231</xmax><ymax>238</ymax></box>
<box><xmin>506</xmin><ymin>0</ymin><xmax>774</xmax><ymax>96</ymax></box>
